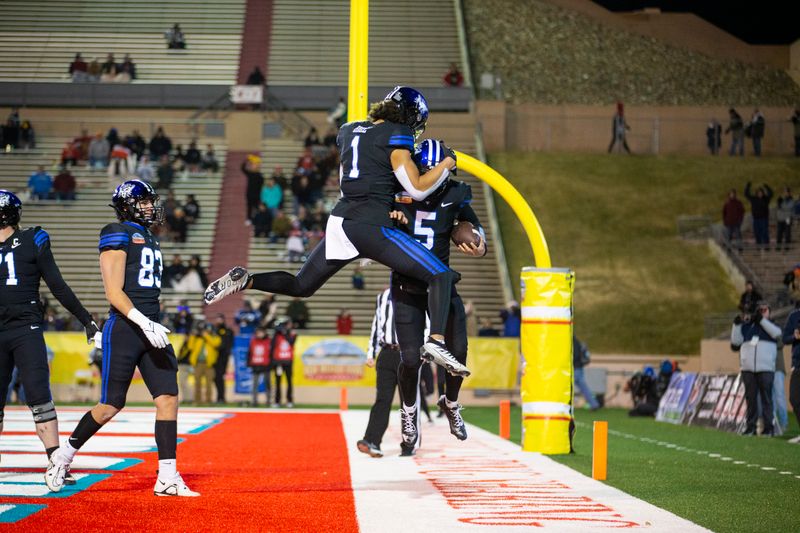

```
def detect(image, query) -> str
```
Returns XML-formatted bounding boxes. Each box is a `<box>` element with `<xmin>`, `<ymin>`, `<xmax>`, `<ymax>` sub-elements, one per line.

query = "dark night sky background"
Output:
<box><xmin>592</xmin><ymin>1</ymin><xmax>799</xmax><ymax>44</ymax></box>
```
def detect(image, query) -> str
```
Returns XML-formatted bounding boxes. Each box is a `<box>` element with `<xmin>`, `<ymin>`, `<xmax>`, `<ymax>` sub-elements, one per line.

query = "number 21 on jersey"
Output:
<box><xmin>1</xmin><ymin>252</ymin><xmax>18</xmax><ymax>285</ymax></box>
<box><xmin>138</xmin><ymin>247</ymin><xmax>163</xmax><ymax>288</ymax></box>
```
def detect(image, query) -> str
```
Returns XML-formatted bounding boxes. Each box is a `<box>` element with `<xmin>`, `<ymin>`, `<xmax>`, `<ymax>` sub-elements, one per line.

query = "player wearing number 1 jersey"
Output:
<box><xmin>205</xmin><ymin>86</ymin><xmax>470</xmax><ymax>377</ymax></box>
<box><xmin>0</xmin><ymin>190</ymin><xmax>99</xmax><ymax>486</ymax></box>
<box><xmin>47</xmin><ymin>180</ymin><xmax>198</xmax><ymax>496</ymax></box>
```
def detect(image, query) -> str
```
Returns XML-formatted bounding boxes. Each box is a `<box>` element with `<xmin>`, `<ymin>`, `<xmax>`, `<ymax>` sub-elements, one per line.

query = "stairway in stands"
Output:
<box><xmin>0</xmin><ymin>139</ymin><xmax>226</xmax><ymax>319</ymax></box>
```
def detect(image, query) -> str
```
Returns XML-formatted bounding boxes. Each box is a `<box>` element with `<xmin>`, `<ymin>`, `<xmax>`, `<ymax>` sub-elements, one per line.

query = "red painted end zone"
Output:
<box><xmin>17</xmin><ymin>413</ymin><xmax>358</xmax><ymax>532</ymax></box>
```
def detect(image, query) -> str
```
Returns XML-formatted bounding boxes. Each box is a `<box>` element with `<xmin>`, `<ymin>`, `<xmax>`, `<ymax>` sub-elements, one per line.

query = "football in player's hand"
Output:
<box><xmin>451</xmin><ymin>221</ymin><xmax>480</xmax><ymax>246</ymax></box>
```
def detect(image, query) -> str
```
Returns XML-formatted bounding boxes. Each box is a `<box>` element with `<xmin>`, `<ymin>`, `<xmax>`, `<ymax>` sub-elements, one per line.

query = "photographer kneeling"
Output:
<box><xmin>731</xmin><ymin>301</ymin><xmax>781</xmax><ymax>436</ymax></box>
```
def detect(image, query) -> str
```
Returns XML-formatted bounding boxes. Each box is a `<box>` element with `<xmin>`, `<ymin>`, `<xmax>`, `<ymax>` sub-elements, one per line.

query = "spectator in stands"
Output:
<box><xmin>106</xmin><ymin>128</ymin><xmax>121</xmax><ymax>150</ymax></box>
<box><xmin>74</xmin><ymin>129</ymin><xmax>92</xmax><ymax>160</ymax></box>
<box><xmin>2</xmin><ymin>108</ymin><xmax>20</xmax><ymax>149</ymax></box>
<box><xmin>500</xmin><ymin>300</ymin><xmax>521</xmax><ymax>337</ymax></box>
<box><xmin>296</xmin><ymin>147</ymin><xmax>315</xmax><ymax>173</ymax></box>
<box><xmin>270</xmin><ymin>210</ymin><xmax>291</xmax><ymax>241</ymax></box>
<box><xmin>202</xmin><ymin>144</ymin><xmax>219</xmax><ymax>173</ymax></box>
<box><xmin>260</xmin><ymin>176</ymin><xmax>283</xmax><ymax>217</ymax></box>
<box><xmin>327</xmin><ymin>97</ymin><xmax>347</xmax><ymax>128</ymax></box>
<box><xmin>607</xmin><ymin>101</ymin><xmax>631</xmax><ymax>154</ymax></box>
<box><xmin>791</xmin><ymin>108</ymin><xmax>800</xmax><ymax>158</ymax></box>
<box><xmin>478</xmin><ymin>317</ymin><xmax>499</xmax><ymax>337</ymax></box>
<box><xmin>255</xmin><ymin>295</ymin><xmax>278</xmax><ymax>330</ymax></box>
<box><xmin>101</xmin><ymin>54</ymin><xmax>116</xmax><ymax>75</ymax></box>
<box><xmin>135</xmin><ymin>154</ymin><xmax>156</xmax><ymax>183</ymax></box>
<box><xmin>170</xmin><ymin>207</ymin><xmax>188</xmax><ymax>243</ymax></box>
<box><xmin>285</xmin><ymin>228</ymin><xmax>305</xmax><ymax>262</ymax></box>
<box><xmin>88</xmin><ymin>132</ymin><xmax>109</xmax><ymax>168</ymax></box>
<box><xmin>172</xmin><ymin>302</ymin><xmax>194</xmax><ymax>334</ymax></box>
<box><xmin>443</xmin><ymin>62</ymin><xmax>464</xmax><ymax>87</ymax></box>
<box><xmin>172</xmin><ymin>144</ymin><xmax>186</xmax><ymax>172</ymax></box>
<box><xmin>352</xmin><ymin>266</ymin><xmax>365</xmax><ymax>290</ymax></box>
<box><xmin>776</xmin><ymin>187</ymin><xmax>795</xmax><ymax>251</ymax></box>
<box><xmin>304</xmin><ymin>127</ymin><xmax>321</xmax><ymax>148</ymax></box>
<box><xmin>252</xmin><ymin>203</ymin><xmax>272</xmax><ymax>238</ymax></box>
<box><xmin>68</xmin><ymin>53</ymin><xmax>88</xmax><ymax>82</ymax></box>
<box><xmin>722</xmin><ymin>188</ymin><xmax>745</xmax><ymax>251</ymax></box>
<box><xmin>336</xmin><ymin>309</ymin><xmax>353</xmax><ymax>335</ymax></box>
<box><xmin>28</xmin><ymin>165</ymin><xmax>53</xmax><ymax>200</ymax></box>
<box><xmin>119</xmin><ymin>54</ymin><xmax>137</xmax><ymax>80</ymax></box>
<box><xmin>156</xmin><ymin>155</ymin><xmax>175</xmax><ymax>189</ymax></box>
<box><xmin>18</xmin><ymin>120</ymin><xmax>35</xmax><ymax>150</ymax></box>
<box><xmin>183</xmin><ymin>194</ymin><xmax>200</xmax><ymax>223</ymax></box>
<box><xmin>271</xmin><ymin>319</ymin><xmax>296</xmax><ymax>407</ymax></box>
<box><xmin>286</xmin><ymin>297</ymin><xmax>310</xmax><ymax>329</ymax></box>
<box><xmin>739</xmin><ymin>280</ymin><xmax>762</xmax><ymax>315</ymax></box>
<box><xmin>87</xmin><ymin>57</ymin><xmax>102</xmax><ymax>82</ymax></box>
<box><xmin>148</xmin><ymin>126</ymin><xmax>173</xmax><ymax>160</ymax></box>
<box><xmin>60</xmin><ymin>140</ymin><xmax>80</xmax><ymax>167</ymax></box>
<box><xmin>731</xmin><ymin>301</ymin><xmax>780</xmax><ymax>435</ymax></box>
<box><xmin>165</xmin><ymin>23</ymin><xmax>186</xmax><ymax>49</ymax></box>
<box><xmin>124</xmin><ymin>130</ymin><xmax>146</xmax><ymax>159</ymax></box>
<box><xmin>184</xmin><ymin>140</ymin><xmax>202</xmax><ymax>173</ymax></box>
<box><xmin>246</xmin><ymin>66</ymin><xmax>265</xmax><ymax>86</ymax></box>
<box><xmin>781</xmin><ymin>303</ymin><xmax>800</xmax><ymax>442</ymax></box>
<box><xmin>744</xmin><ymin>181</ymin><xmax>773</xmax><ymax>249</ymax></box>
<box><xmin>162</xmin><ymin>254</ymin><xmax>185</xmax><ymax>288</ymax></box>
<box><xmin>747</xmin><ymin>109</ymin><xmax>766</xmax><ymax>157</ymax></box>
<box><xmin>242</xmin><ymin>154</ymin><xmax>264</xmax><ymax>223</ymax></box>
<box><xmin>235</xmin><ymin>300</ymin><xmax>261</xmax><ymax>334</ymax></box>
<box><xmin>53</xmin><ymin>166</ymin><xmax>77</xmax><ymax>201</ymax></box>
<box><xmin>108</xmin><ymin>142</ymin><xmax>133</xmax><ymax>186</ymax></box>
<box><xmin>173</xmin><ymin>255</ymin><xmax>208</xmax><ymax>292</ymax></box>
<box><xmin>323</xmin><ymin>127</ymin><xmax>337</xmax><ymax>148</ymax></box>
<box><xmin>291</xmin><ymin>173</ymin><xmax>314</xmax><ymax>214</ymax></box>
<box><xmin>574</xmin><ymin>335</ymin><xmax>600</xmax><ymax>410</ymax></box>
<box><xmin>706</xmin><ymin>118</ymin><xmax>722</xmax><ymax>155</ymax></box>
<box><xmin>726</xmin><ymin>108</ymin><xmax>745</xmax><ymax>156</ymax></box>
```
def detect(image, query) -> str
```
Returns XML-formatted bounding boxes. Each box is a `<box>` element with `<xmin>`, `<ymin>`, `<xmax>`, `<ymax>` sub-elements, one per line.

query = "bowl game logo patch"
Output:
<box><xmin>132</xmin><ymin>233</ymin><xmax>145</xmax><ymax>244</ymax></box>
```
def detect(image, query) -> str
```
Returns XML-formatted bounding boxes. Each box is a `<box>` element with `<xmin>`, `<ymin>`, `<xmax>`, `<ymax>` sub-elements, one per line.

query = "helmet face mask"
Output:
<box><xmin>0</xmin><ymin>190</ymin><xmax>22</xmax><ymax>228</ymax></box>
<box><xmin>111</xmin><ymin>180</ymin><xmax>164</xmax><ymax>227</ymax></box>
<box><xmin>384</xmin><ymin>86</ymin><xmax>429</xmax><ymax>139</ymax></box>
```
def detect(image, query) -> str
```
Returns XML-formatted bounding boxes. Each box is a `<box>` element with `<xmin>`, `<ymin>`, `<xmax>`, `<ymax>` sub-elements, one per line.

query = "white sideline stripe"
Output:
<box><xmin>1</xmin><ymin>420</ymin><xmax>214</xmax><ymax>435</ymax></box>
<box><xmin>577</xmin><ymin>422</ymin><xmax>799</xmax><ymax>484</ymax></box>
<box><xmin>0</xmin><ymin>472</ymin><xmax>89</xmax><ymax>484</ymax></box>
<box><xmin>1</xmin><ymin>435</ymin><xmax>158</xmax><ymax>453</ymax></box>
<box><xmin>341</xmin><ymin>410</ymin><xmax>710</xmax><ymax>532</ymax></box>
<box><xmin>521</xmin><ymin>402</ymin><xmax>572</xmax><ymax>416</ymax></box>
<box><xmin>521</xmin><ymin>306</ymin><xmax>571</xmax><ymax>320</ymax></box>
<box><xmin>0</xmin><ymin>454</ymin><xmax>128</xmax><ymax>470</ymax></box>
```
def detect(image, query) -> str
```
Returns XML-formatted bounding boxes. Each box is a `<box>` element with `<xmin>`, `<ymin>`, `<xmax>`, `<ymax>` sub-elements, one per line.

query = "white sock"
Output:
<box><xmin>402</xmin><ymin>403</ymin><xmax>416</xmax><ymax>414</ymax></box>
<box><xmin>60</xmin><ymin>441</ymin><xmax>78</xmax><ymax>462</ymax></box>
<box><xmin>445</xmin><ymin>398</ymin><xmax>459</xmax><ymax>409</ymax></box>
<box><xmin>158</xmin><ymin>459</ymin><xmax>176</xmax><ymax>480</ymax></box>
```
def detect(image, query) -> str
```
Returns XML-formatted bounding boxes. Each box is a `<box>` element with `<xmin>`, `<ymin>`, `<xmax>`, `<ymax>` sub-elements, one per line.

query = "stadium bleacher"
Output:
<box><xmin>0</xmin><ymin>0</ymin><xmax>245</xmax><ymax>84</ymax></box>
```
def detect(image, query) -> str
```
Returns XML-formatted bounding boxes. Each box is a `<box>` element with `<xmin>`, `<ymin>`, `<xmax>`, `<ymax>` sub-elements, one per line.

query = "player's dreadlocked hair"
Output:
<box><xmin>368</xmin><ymin>100</ymin><xmax>404</xmax><ymax>124</ymax></box>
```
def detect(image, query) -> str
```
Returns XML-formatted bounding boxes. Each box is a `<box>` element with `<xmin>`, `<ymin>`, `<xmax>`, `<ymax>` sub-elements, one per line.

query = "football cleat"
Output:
<box><xmin>154</xmin><ymin>473</ymin><xmax>200</xmax><ymax>497</ymax></box>
<box><xmin>400</xmin><ymin>406</ymin><xmax>419</xmax><ymax>449</ymax></box>
<box><xmin>356</xmin><ymin>439</ymin><xmax>384</xmax><ymax>458</ymax></box>
<box><xmin>437</xmin><ymin>395</ymin><xmax>467</xmax><ymax>441</ymax></box>
<box><xmin>420</xmin><ymin>339</ymin><xmax>470</xmax><ymax>377</ymax></box>
<box><xmin>64</xmin><ymin>467</ymin><xmax>77</xmax><ymax>485</ymax></box>
<box><xmin>204</xmin><ymin>266</ymin><xmax>250</xmax><ymax>305</ymax></box>
<box><xmin>44</xmin><ymin>452</ymin><xmax>70</xmax><ymax>493</ymax></box>
<box><xmin>399</xmin><ymin>443</ymin><xmax>416</xmax><ymax>457</ymax></box>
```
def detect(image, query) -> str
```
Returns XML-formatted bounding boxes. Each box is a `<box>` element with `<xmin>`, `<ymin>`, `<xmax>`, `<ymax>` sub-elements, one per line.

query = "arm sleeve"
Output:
<box><xmin>367</xmin><ymin>294</ymin><xmax>381</xmax><ymax>360</ymax></box>
<box><xmin>761</xmin><ymin>319</ymin><xmax>782</xmax><ymax>340</ymax></box>
<box><xmin>35</xmin><ymin>229</ymin><xmax>92</xmax><ymax>326</ymax></box>
<box><xmin>98</xmin><ymin>223</ymin><xmax>130</xmax><ymax>252</ymax></box>
<box><xmin>394</xmin><ymin>164</ymin><xmax>450</xmax><ymax>201</ymax></box>
<box><xmin>730</xmin><ymin>324</ymin><xmax>744</xmax><ymax>348</ymax></box>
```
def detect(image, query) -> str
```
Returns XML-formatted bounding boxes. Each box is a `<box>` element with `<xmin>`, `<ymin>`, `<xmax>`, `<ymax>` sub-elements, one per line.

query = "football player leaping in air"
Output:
<box><xmin>0</xmin><ymin>190</ymin><xmax>100</xmax><ymax>487</ymax></box>
<box><xmin>205</xmin><ymin>86</ymin><xmax>470</xmax><ymax>378</ymax></box>
<box><xmin>47</xmin><ymin>180</ymin><xmax>198</xmax><ymax>497</ymax></box>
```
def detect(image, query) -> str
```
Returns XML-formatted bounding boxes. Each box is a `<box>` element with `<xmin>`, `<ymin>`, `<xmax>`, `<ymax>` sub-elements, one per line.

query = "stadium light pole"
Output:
<box><xmin>347</xmin><ymin>0</ymin><xmax>574</xmax><ymax>454</ymax></box>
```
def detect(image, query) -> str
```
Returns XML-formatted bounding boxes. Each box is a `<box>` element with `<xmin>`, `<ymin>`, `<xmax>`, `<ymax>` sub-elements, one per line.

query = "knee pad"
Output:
<box><xmin>30</xmin><ymin>401</ymin><xmax>57</xmax><ymax>424</ymax></box>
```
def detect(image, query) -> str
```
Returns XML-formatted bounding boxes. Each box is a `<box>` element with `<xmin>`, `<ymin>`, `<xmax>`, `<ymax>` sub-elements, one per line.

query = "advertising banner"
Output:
<box><xmin>655</xmin><ymin>372</ymin><xmax>697</xmax><ymax>424</ymax></box>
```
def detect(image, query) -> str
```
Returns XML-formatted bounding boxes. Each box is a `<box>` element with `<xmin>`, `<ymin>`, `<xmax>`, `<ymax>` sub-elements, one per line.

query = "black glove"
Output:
<box><xmin>85</xmin><ymin>320</ymin><xmax>100</xmax><ymax>345</ymax></box>
<box><xmin>751</xmin><ymin>311</ymin><xmax>763</xmax><ymax>324</ymax></box>
<box><xmin>733</xmin><ymin>315</ymin><xmax>742</xmax><ymax>325</ymax></box>
<box><xmin>439</xmin><ymin>140</ymin><xmax>457</xmax><ymax>175</ymax></box>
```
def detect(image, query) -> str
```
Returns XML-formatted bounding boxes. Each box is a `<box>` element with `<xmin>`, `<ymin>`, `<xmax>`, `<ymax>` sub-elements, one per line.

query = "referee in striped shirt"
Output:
<box><xmin>357</xmin><ymin>288</ymin><xmax>401</xmax><ymax>458</ymax></box>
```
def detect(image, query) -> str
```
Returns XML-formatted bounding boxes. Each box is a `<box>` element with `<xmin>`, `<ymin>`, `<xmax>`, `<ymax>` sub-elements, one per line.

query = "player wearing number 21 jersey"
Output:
<box><xmin>47</xmin><ymin>179</ymin><xmax>198</xmax><ymax>497</ymax></box>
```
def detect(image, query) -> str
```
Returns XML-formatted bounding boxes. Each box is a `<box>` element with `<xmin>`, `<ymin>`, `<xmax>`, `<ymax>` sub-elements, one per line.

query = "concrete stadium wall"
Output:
<box><xmin>477</xmin><ymin>101</ymin><xmax>798</xmax><ymax>155</ymax></box>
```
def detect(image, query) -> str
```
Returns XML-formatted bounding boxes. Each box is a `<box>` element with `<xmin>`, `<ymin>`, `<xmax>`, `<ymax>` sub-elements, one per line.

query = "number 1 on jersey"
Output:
<box><xmin>1</xmin><ymin>252</ymin><xmax>18</xmax><ymax>285</ymax></box>
<box><xmin>348</xmin><ymin>136</ymin><xmax>360</xmax><ymax>178</ymax></box>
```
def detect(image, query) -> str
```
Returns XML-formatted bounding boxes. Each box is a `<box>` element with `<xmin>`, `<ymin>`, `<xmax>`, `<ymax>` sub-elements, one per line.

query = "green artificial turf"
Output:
<box><xmin>462</xmin><ymin>405</ymin><xmax>800</xmax><ymax>533</ymax></box>
<box><xmin>489</xmin><ymin>152</ymin><xmax>800</xmax><ymax>354</ymax></box>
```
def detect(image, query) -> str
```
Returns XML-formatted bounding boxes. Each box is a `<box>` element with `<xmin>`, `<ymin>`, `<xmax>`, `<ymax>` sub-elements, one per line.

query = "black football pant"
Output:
<box><xmin>742</xmin><ymin>370</ymin><xmax>774</xmax><ymax>434</ymax></box>
<box><xmin>363</xmin><ymin>347</ymin><xmax>401</xmax><ymax>447</ymax></box>
<box><xmin>0</xmin><ymin>326</ymin><xmax>52</xmax><ymax>412</ymax></box>
<box><xmin>214</xmin><ymin>350</ymin><xmax>229</xmax><ymax>403</ymax></box>
<box><xmin>392</xmin><ymin>286</ymin><xmax>468</xmax><ymax>408</ymax></box>
<box><xmin>249</xmin><ymin>221</ymin><xmax>460</xmax><ymax>336</ymax></box>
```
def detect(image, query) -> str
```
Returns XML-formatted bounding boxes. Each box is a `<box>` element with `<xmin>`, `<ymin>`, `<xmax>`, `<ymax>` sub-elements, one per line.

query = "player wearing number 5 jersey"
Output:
<box><xmin>205</xmin><ymin>86</ymin><xmax>469</xmax><ymax>377</ymax></box>
<box><xmin>47</xmin><ymin>180</ymin><xmax>198</xmax><ymax>497</ymax></box>
<box><xmin>0</xmin><ymin>190</ymin><xmax>99</xmax><ymax>487</ymax></box>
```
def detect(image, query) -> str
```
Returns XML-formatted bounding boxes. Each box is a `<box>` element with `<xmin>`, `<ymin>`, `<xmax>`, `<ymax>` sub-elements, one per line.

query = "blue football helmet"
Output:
<box><xmin>413</xmin><ymin>139</ymin><xmax>445</xmax><ymax>171</ymax></box>
<box><xmin>384</xmin><ymin>86</ymin><xmax>429</xmax><ymax>138</ymax></box>
<box><xmin>0</xmin><ymin>190</ymin><xmax>22</xmax><ymax>228</ymax></box>
<box><xmin>111</xmin><ymin>179</ymin><xmax>163</xmax><ymax>227</ymax></box>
